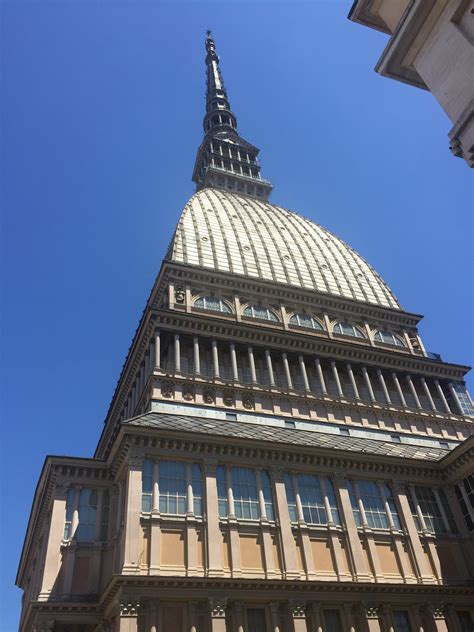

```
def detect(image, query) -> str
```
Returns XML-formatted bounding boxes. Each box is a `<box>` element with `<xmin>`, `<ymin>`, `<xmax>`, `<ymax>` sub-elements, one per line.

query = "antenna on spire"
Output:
<box><xmin>206</xmin><ymin>28</ymin><xmax>212</xmax><ymax>37</ymax></box>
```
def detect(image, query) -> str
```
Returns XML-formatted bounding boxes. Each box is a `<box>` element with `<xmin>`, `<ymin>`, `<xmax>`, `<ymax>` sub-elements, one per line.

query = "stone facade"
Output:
<box><xmin>348</xmin><ymin>0</ymin><xmax>474</xmax><ymax>167</ymax></box>
<box><xmin>16</xmin><ymin>31</ymin><xmax>474</xmax><ymax>632</ymax></box>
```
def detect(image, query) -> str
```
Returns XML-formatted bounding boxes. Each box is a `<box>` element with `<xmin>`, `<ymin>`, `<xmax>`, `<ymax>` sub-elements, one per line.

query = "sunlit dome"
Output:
<box><xmin>168</xmin><ymin>188</ymin><xmax>400</xmax><ymax>310</ymax></box>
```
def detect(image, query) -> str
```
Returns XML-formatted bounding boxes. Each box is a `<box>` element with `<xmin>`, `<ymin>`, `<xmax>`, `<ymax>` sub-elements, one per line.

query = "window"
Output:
<box><xmin>142</xmin><ymin>459</ymin><xmax>203</xmax><ymax>517</ymax></box>
<box><xmin>260</xmin><ymin>470</ymin><xmax>274</xmax><ymax>520</ymax></box>
<box><xmin>374</xmin><ymin>330</ymin><xmax>406</xmax><ymax>347</ymax></box>
<box><xmin>217</xmin><ymin>466</ymin><xmax>228</xmax><ymax>518</ymax></box>
<box><xmin>217</xmin><ymin>467</ymin><xmax>274</xmax><ymax>521</ymax></box>
<box><xmin>451</xmin><ymin>382</ymin><xmax>474</xmax><ymax>416</ymax></box>
<box><xmin>194</xmin><ymin>296</ymin><xmax>232</xmax><ymax>314</ymax></box>
<box><xmin>333</xmin><ymin>322</ymin><xmax>366</xmax><ymax>339</ymax></box>
<box><xmin>289</xmin><ymin>313</ymin><xmax>324</xmax><ymax>331</ymax></box>
<box><xmin>393</xmin><ymin>611</ymin><xmax>411</xmax><ymax>632</ymax></box>
<box><xmin>159</xmin><ymin>461</ymin><xmax>187</xmax><ymax>515</ymax></box>
<box><xmin>455</xmin><ymin>476</ymin><xmax>474</xmax><ymax>531</ymax></box>
<box><xmin>100</xmin><ymin>490</ymin><xmax>110</xmax><ymax>541</ymax></box>
<box><xmin>64</xmin><ymin>488</ymin><xmax>76</xmax><ymax>540</ymax></box>
<box><xmin>232</xmin><ymin>467</ymin><xmax>259</xmax><ymax>520</ymax></box>
<box><xmin>247</xmin><ymin>609</ymin><xmax>267</xmax><ymax>632</ymax></box>
<box><xmin>285</xmin><ymin>474</ymin><xmax>340</xmax><ymax>525</ymax></box>
<box><xmin>408</xmin><ymin>486</ymin><xmax>450</xmax><ymax>534</ymax></box>
<box><xmin>324</xmin><ymin>610</ymin><xmax>343</xmax><ymax>632</ymax></box>
<box><xmin>76</xmin><ymin>489</ymin><xmax>98</xmax><ymax>542</ymax></box>
<box><xmin>457</xmin><ymin>612</ymin><xmax>473</xmax><ymax>632</ymax></box>
<box><xmin>347</xmin><ymin>480</ymin><xmax>401</xmax><ymax>530</ymax></box>
<box><xmin>243</xmin><ymin>304</ymin><xmax>279</xmax><ymax>322</ymax></box>
<box><xmin>142</xmin><ymin>458</ymin><xmax>153</xmax><ymax>512</ymax></box>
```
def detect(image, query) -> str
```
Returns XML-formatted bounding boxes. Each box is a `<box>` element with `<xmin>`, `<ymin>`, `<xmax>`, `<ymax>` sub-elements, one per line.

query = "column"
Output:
<box><xmin>377</xmin><ymin>370</ymin><xmax>392</xmax><ymax>405</ymax></box>
<box><xmin>343</xmin><ymin>604</ymin><xmax>357</xmax><ymax>632</ymax></box>
<box><xmin>429</xmin><ymin>605</ymin><xmax>449</xmax><ymax>632</ymax></box>
<box><xmin>248</xmin><ymin>346</ymin><xmax>257</xmax><ymax>383</ymax></box>
<box><xmin>147</xmin><ymin>602</ymin><xmax>159</xmax><ymax>632</ymax></box>
<box><xmin>392</xmin><ymin>482</ymin><xmax>434</xmax><ymax>583</ymax></box>
<box><xmin>347</xmin><ymin>363</ymin><xmax>360</xmax><ymax>399</ymax></box>
<box><xmin>118</xmin><ymin>599</ymin><xmax>141</xmax><ymax>632</ymax></box>
<box><xmin>408</xmin><ymin>485</ymin><xmax>429</xmax><ymax>532</ymax></box>
<box><xmin>310</xmin><ymin>603</ymin><xmax>323</xmax><ymax>632</ymax></box>
<box><xmin>315</xmin><ymin>358</ymin><xmax>327</xmax><ymax>394</ymax></box>
<box><xmin>193</xmin><ymin>337</ymin><xmax>201</xmax><ymax>375</ymax></box>
<box><xmin>39</xmin><ymin>483</ymin><xmax>70</xmax><ymax>599</ymax></box>
<box><xmin>448</xmin><ymin>383</ymin><xmax>464</xmax><ymax>415</ymax></box>
<box><xmin>174</xmin><ymin>334</ymin><xmax>181</xmax><ymax>372</ymax></box>
<box><xmin>234</xmin><ymin>602</ymin><xmax>245</xmax><ymax>632</ymax></box>
<box><xmin>289</xmin><ymin>601</ymin><xmax>308</xmax><ymax>632</ymax></box>
<box><xmin>256</xmin><ymin>471</ymin><xmax>267</xmax><ymax>520</ymax></box>
<box><xmin>362</xmin><ymin>367</ymin><xmax>377</xmax><ymax>402</ymax></box>
<box><xmin>154</xmin><ymin>329</ymin><xmax>161</xmax><ymax>369</ymax></box>
<box><xmin>271</xmin><ymin>468</ymin><xmax>299</xmax><ymax>579</ymax></box>
<box><xmin>299</xmin><ymin>355</ymin><xmax>311</xmax><ymax>392</ymax></box>
<box><xmin>212</xmin><ymin>339</ymin><xmax>220</xmax><ymax>378</ymax></box>
<box><xmin>270</xmin><ymin>602</ymin><xmax>282</xmax><ymax>632</ymax></box>
<box><xmin>149</xmin><ymin>460</ymin><xmax>161</xmax><ymax>572</ymax></box>
<box><xmin>331</xmin><ymin>361</ymin><xmax>344</xmax><ymax>397</ymax></box>
<box><xmin>94</xmin><ymin>489</ymin><xmax>105</xmax><ymax>541</ymax></box>
<box><xmin>266</xmin><ymin>349</ymin><xmax>276</xmax><ymax>387</ymax></box>
<box><xmin>406</xmin><ymin>375</ymin><xmax>422</xmax><ymax>409</ymax></box>
<box><xmin>204</xmin><ymin>462</ymin><xmax>224</xmax><ymax>577</ymax></box>
<box><xmin>187</xmin><ymin>602</ymin><xmax>197</xmax><ymax>632</ymax></box>
<box><xmin>71</xmin><ymin>486</ymin><xmax>80</xmax><ymax>538</ymax></box>
<box><xmin>282</xmin><ymin>353</ymin><xmax>293</xmax><ymax>390</ymax></box>
<box><xmin>420</xmin><ymin>378</ymin><xmax>437</xmax><ymax>411</ymax></box>
<box><xmin>391</xmin><ymin>372</ymin><xmax>407</xmax><ymax>407</ymax></box>
<box><xmin>209</xmin><ymin>598</ymin><xmax>227</xmax><ymax>632</ymax></box>
<box><xmin>121</xmin><ymin>452</ymin><xmax>143</xmax><ymax>572</ymax></box>
<box><xmin>186</xmin><ymin>463</ymin><xmax>194</xmax><ymax>516</ymax></box>
<box><xmin>333</xmin><ymin>476</ymin><xmax>371</xmax><ymax>581</ymax></box>
<box><xmin>230</xmin><ymin>343</ymin><xmax>239</xmax><ymax>381</ymax></box>
<box><xmin>293</xmin><ymin>476</ymin><xmax>305</xmax><ymax>525</ymax></box>
<box><xmin>434</xmin><ymin>380</ymin><xmax>451</xmax><ymax>414</ymax></box>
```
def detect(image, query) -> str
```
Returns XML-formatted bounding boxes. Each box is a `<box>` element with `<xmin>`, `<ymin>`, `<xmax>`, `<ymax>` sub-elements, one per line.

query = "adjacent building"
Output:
<box><xmin>348</xmin><ymin>0</ymin><xmax>474</xmax><ymax>167</ymax></box>
<box><xmin>16</xmin><ymin>31</ymin><xmax>474</xmax><ymax>632</ymax></box>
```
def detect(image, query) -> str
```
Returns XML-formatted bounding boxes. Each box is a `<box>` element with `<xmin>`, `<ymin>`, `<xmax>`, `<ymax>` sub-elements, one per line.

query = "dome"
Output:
<box><xmin>168</xmin><ymin>188</ymin><xmax>400</xmax><ymax>310</ymax></box>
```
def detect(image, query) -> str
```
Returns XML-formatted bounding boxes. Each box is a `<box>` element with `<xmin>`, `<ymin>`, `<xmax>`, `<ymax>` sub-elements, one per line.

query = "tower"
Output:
<box><xmin>17</xmin><ymin>32</ymin><xmax>474</xmax><ymax>632</ymax></box>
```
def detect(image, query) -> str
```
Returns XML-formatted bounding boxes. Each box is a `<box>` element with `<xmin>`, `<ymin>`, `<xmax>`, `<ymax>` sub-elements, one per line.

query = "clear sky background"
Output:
<box><xmin>2</xmin><ymin>0</ymin><xmax>473</xmax><ymax>627</ymax></box>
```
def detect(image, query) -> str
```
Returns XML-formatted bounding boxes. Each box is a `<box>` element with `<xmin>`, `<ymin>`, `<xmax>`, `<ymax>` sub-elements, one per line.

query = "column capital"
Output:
<box><xmin>203</xmin><ymin>459</ymin><xmax>219</xmax><ymax>474</ymax></box>
<box><xmin>119</xmin><ymin>597</ymin><xmax>141</xmax><ymax>616</ymax></box>
<box><xmin>128</xmin><ymin>449</ymin><xmax>144</xmax><ymax>468</ymax></box>
<box><xmin>209</xmin><ymin>597</ymin><xmax>227</xmax><ymax>618</ymax></box>
<box><xmin>362</xmin><ymin>604</ymin><xmax>381</xmax><ymax>619</ymax></box>
<box><xmin>289</xmin><ymin>600</ymin><xmax>306</xmax><ymax>619</ymax></box>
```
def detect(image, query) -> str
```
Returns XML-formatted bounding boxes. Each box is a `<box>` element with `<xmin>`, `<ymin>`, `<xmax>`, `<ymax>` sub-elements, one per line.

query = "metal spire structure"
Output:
<box><xmin>192</xmin><ymin>30</ymin><xmax>273</xmax><ymax>200</ymax></box>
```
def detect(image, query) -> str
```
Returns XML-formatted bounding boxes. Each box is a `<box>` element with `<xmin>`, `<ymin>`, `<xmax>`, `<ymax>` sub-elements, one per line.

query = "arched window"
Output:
<box><xmin>290</xmin><ymin>313</ymin><xmax>324</xmax><ymax>331</ymax></box>
<box><xmin>243</xmin><ymin>305</ymin><xmax>279</xmax><ymax>322</ymax></box>
<box><xmin>333</xmin><ymin>322</ymin><xmax>366</xmax><ymax>339</ymax></box>
<box><xmin>194</xmin><ymin>296</ymin><xmax>232</xmax><ymax>314</ymax></box>
<box><xmin>374</xmin><ymin>330</ymin><xmax>406</xmax><ymax>347</ymax></box>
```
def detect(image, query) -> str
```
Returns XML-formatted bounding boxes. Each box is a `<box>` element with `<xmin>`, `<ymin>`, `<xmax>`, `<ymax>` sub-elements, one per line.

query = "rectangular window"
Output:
<box><xmin>260</xmin><ymin>470</ymin><xmax>274</xmax><ymax>520</ymax></box>
<box><xmin>159</xmin><ymin>461</ymin><xmax>186</xmax><ymax>515</ymax></box>
<box><xmin>76</xmin><ymin>488</ymin><xmax>98</xmax><ymax>542</ymax></box>
<box><xmin>412</xmin><ymin>486</ymin><xmax>447</xmax><ymax>534</ymax></box>
<box><xmin>357</xmin><ymin>480</ymin><xmax>389</xmax><ymax>529</ymax></box>
<box><xmin>192</xmin><ymin>464</ymin><xmax>203</xmax><ymax>517</ymax></box>
<box><xmin>324</xmin><ymin>610</ymin><xmax>343</xmax><ymax>632</ymax></box>
<box><xmin>247</xmin><ymin>608</ymin><xmax>267</xmax><ymax>632</ymax></box>
<box><xmin>452</xmin><ymin>382</ymin><xmax>474</xmax><ymax>416</ymax></box>
<box><xmin>64</xmin><ymin>488</ymin><xmax>76</xmax><ymax>540</ymax></box>
<box><xmin>455</xmin><ymin>484</ymin><xmax>474</xmax><ymax>531</ymax></box>
<box><xmin>216</xmin><ymin>466</ymin><xmax>228</xmax><ymax>518</ymax></box>
<box><xmin>324</xmin><ymin>477</ymin><xmax>341</xmax><ymax>525</ymax></box>
<box><xmin>142</xmin><ymin>458</ymin><xmax>153</xmax><ymax>512</ymax></box>
<box><xmin>100</xmin><ymin>490</ymin><xmax>110</xmax><ymax>541</ymax></box>
<box><xmin>438</xmin><ymin>488</ymin><xmax>457</xmax><ymax>533</ymax></box>
<box><xmin>298</xmin><ymin>474</ymin><xmax>327</xmax><ymax>525</ymax></box>
<box><xmin>232</xmin><ymin>467</ymin><xmax>259</xmax><ymax>520</ymax></box>
<box><xmin>284</xmin><ymin>473</ymin><xmax>298</xmax><ymax>522</ymax></box>
<box><xmin>393</xmin><ymin>611</ymin><xmax>411</xmax><ymax>632</ymax></box>
<box><xmin>382</xmin><ymin>483</ymin><xmax>402</xmax><ymax>530</ymax></box>
<box><xmin>347</xmin><ymin>480</ymin><xmax>361</xmax><ymax>527</ymax></box>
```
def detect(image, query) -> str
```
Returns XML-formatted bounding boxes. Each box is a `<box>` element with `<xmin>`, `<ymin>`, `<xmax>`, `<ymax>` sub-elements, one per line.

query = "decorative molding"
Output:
<box><xmin>119</xmin><ymin>598</ymin><xmax>141</xmax><ymax>616</ymax></box>
<box><xmin>289</xmin><ymin>600</ymin><xmax>306</xmax><ymax>618</ymax></box>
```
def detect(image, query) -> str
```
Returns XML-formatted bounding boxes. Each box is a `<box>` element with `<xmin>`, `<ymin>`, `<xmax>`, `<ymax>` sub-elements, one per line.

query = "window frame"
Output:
<box><xmin>289</xmin><ymin>313</ymin><xmax>324</xmax><ymax>331</ymax></box>
<box><xmin>193</xmin><ymin>296</ymin><xmax>233</xmax><ymax>314</ymax></box>
<box><xmin>333</xmin><ymin>321</ymin><xmax>366</xmax><ymax>339</ymax></box>
<box><xmin>243</xmin><ymin>304</ymin><xmax>279</xmax><ymax>322</ymax></box>
<box><xmin>374</xmin><ymin>330</ymin><xmax>406</xmax><ymax>347</ymax></box>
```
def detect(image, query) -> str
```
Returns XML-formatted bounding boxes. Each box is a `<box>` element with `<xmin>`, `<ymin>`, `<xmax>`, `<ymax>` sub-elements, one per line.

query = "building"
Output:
<box><xmin>16</xmin><ymin>30</ymin><xmax>474</xmax><ymax>632</ymax></box>
<box><xmin>348</xmin><ymin>0</ymin><xmax>474</xmax><ymax>167</ymax></box>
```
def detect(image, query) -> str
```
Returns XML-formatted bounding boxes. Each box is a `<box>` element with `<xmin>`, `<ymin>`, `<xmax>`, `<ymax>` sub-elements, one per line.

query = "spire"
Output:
<box><xmin>192</xmin><ymin>31</ymin><xmax>273</xmax><ymax>200</ymax></box>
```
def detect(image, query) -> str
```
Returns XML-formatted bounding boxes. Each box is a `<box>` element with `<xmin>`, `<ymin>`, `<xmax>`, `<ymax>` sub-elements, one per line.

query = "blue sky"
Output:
<box><xmin>1</xmin><ymin>1</ymin><xmax>473</xmax><ymax>627</ymax></box>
